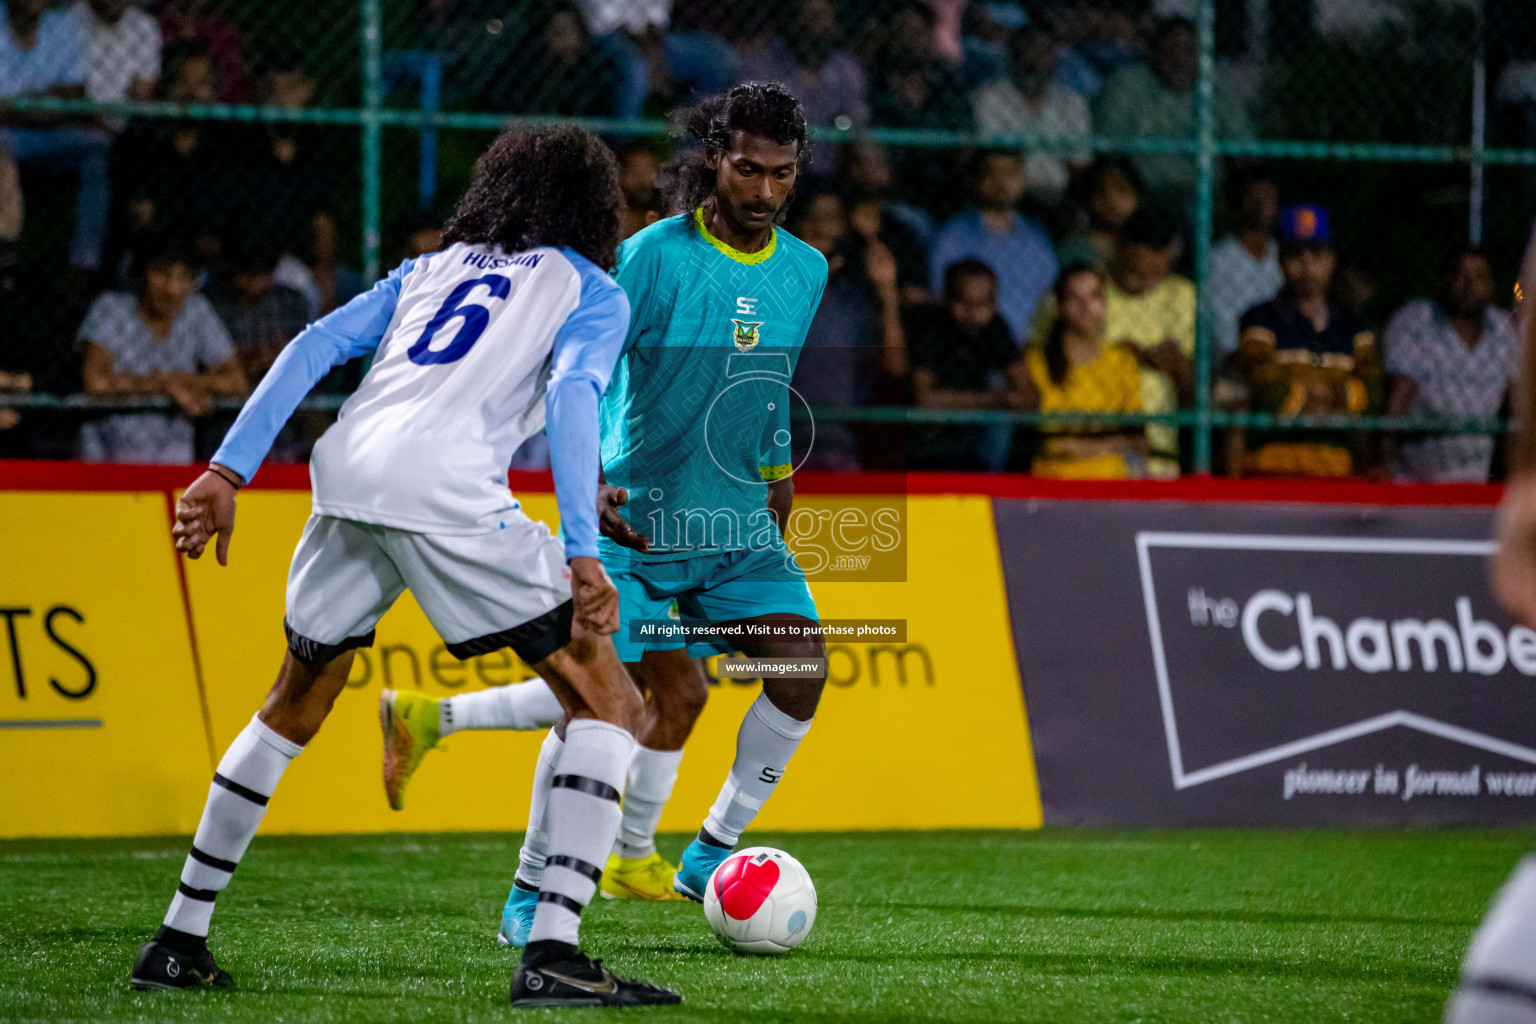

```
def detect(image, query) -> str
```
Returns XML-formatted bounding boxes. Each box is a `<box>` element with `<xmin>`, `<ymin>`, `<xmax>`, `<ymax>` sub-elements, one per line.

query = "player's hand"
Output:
<box><xmin>172</xmin><ymin>468</ymin><xmax>239</xmax><ymax>565</ymax></box>
<box><xmin>598</xmin><ymin>483</ymin><xmax>651</xmax><ymax>552</ymax></box>
<box><xmin>1494</xmin><ymin>474</ymin><xmax>1536</xmax><ymax>628</ymax></box>
<box><xmin>569</xmin><ymin>556</ymin><xmax>620</xmax><ymax>639</ymax></box>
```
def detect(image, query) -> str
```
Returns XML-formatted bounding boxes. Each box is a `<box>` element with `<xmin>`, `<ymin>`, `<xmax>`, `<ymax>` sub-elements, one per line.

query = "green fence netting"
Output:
<box><xmin>0</xmin><ymin>0</ymin><xmax>1532</xmax><ymax>481</ymax></box>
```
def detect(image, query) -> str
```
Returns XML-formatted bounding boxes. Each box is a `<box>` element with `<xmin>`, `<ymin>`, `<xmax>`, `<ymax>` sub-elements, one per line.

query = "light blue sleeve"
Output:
<box><xmin>547</xmin><ymin>253</ymin><xmax>631</xmax><ymax>561</ymax></box>
<box><xmin>211</xmin><ymin>258</ymin><xmax>416</xmax><ymax>482</ymax></box>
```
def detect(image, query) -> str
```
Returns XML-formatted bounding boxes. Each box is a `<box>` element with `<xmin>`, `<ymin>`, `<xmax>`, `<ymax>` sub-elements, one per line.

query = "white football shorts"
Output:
<box><xmin>282</xmin><ymin>511</ymin><xmax>573</xmax><ymax>666</ymax></box>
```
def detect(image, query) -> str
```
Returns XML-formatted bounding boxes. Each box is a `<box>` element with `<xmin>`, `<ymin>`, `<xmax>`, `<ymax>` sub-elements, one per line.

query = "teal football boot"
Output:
<box><xmin>672</xmin><ymin>833</ymin><xmax>734</xmax><ymax>902</ymax></box>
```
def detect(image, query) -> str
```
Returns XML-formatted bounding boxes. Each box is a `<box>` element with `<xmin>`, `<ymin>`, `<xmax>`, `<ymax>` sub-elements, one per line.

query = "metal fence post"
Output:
<box><xmin>361</xmin><ymin>0</ymin><xmax>383</xmax><ymax>283</ymax></box>
<box><xmin>1192</xmin><ymin>0</ymin><xmax>1217</xmax><ymax>474</ymax></box>
<box><xmin>1470</xmin><ymin>3</ymin><xmax>1487</xmax><ymax>246</ymax></box>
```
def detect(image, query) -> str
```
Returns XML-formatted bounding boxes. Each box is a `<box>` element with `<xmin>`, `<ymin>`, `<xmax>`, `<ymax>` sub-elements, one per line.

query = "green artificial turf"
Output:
<box><xmin>2</xmin><ymin>828</ymin><xmax>1531</xmax><ymax>1023</ymax></box>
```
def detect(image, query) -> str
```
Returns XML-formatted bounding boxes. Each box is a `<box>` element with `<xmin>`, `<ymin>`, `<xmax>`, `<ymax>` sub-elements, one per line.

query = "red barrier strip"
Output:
<box><xmin>0</xmin><ymin>459</ymin><xmax>1504</xmax><ymax>507</ymax></box>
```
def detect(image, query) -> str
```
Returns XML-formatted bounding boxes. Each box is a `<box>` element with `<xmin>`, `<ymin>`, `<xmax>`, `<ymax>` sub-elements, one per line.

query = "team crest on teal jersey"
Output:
<box><xmin>730</xmin><ymin>319</ymin><xmax>763</xmax><ymax>351</ymax></box>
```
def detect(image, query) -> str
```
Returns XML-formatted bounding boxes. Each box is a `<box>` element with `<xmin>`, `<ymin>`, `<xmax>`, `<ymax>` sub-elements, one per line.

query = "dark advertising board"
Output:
<box><xmin>996</xmin><ymin>499</ymin><xmax>1536</xmax><ymax>825</ymax></box>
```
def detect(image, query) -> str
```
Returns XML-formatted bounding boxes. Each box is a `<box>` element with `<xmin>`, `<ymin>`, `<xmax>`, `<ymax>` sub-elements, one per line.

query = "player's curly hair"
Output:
<box><xmin>670</xmin><ymin>82</ymin><xmax>810</xmax><ymax>226</ymax></box>
<box><xmin>441</xmin><ymin>125</ymin><xmax>622</xmax><ymax>270</ymax></box>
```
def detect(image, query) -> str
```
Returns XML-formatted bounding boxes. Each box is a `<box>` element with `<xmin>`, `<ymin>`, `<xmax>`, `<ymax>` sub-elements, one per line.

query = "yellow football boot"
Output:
<box><xmin>600</xmin><ymin>852</ymin><xmax>686</xmax><ymax>901</ymax></box>
<box><xmin>379</xmin><ymin>689</ymin><xmax>442</xmax><ymax>811</ymax></box>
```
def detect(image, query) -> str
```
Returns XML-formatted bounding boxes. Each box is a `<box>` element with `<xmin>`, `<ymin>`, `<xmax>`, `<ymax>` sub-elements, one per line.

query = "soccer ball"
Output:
<box><xmin>702</xmin><ymin>847</ymin><xmax>817</xmax><ymax>955</ymax></box>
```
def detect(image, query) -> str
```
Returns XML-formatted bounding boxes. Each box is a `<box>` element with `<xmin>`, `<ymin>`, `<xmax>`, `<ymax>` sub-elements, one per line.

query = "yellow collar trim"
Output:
<box><xmin>694</xmin><ymin>207</ymin><xmax>777</xmax><ymax>265</ymax></box>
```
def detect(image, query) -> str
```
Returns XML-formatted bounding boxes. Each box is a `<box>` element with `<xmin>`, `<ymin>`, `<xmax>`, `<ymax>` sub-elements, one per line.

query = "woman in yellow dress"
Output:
<box><xmin>1024</xmin><ymin>263</ymin><xmax>1149</xmax><ymax>479</ymax></box>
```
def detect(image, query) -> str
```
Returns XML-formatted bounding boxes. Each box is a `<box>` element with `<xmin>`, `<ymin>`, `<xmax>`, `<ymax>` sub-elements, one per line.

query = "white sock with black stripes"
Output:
<box><xmin>527</xmin><ymin>719</ymin><xmax>634</xmax><ymax>947</ymax></box>
<box><xmin>514</xmin><ymin>728</ymin><xmax>564</xmax><ymax>889</ymax></box>
<box><xmin>701</xmin><ymin>694</ymin><xmax>812</xmax><ymax>847</ymax></box>
<box><xmin>616</xmin><ymin>746</ymin><xmax>684</xmax><ymax>859</ymax></box>
<box><xmin>440</xmin><ymin>681</ymin><xmax>563</xmax><ymax>736</ymax></box>
<box><xmin>158</xmin><ymin>714</ymin><xmax>302</xmax><ymax>950</ymax></box>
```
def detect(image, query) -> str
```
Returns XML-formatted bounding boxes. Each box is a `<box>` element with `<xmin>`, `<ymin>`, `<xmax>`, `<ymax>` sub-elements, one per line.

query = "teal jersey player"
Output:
<box><xmin>600</xmin><ymin>208</ymin><xmax>828</xmax><ymax>565</ymax></box>
<box><xmin>497</xmin><ymin>86</ymin><xmax>837</xmax><ymax>934</ymax></box>
<box><xmin>597</xmin><ymin>205</ymin><xmax>828</xmax><ymax>668</ymax></box>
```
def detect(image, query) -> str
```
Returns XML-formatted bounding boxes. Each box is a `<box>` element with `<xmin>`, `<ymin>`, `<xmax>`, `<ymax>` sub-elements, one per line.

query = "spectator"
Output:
<box><xmin>110</xmin><ymin>44</ymin><xmax>233</xmax><ymax>281</ymax></box>
<box><xmin>844</xmin><ymin>184</ymin><xmax>928</xmax><ymax>310</ymax></box>
<box><xmin>788</xmin><ymin>188</ymin><xmax>905</xmax><ymax>470</ymax></box>
<box><xmin>1209</xmin><ymin>166</ymin><xmax>1282</xmax><ymax>356</ymax></box>
<box><xmin>1055</xmin><ymin>154</ymin><xmax>1140</xmax><ymax>270</ymax></box>
<box><xmin>163</xmin><ymin>33</ymin><xmax>213</xmax><ymax>96</ymax></box>
<box><xmin>869</xmin><ymin>0</ymin><xmax>969</xmax><ymax>211</ymax></box>
<box><xmin>1052</xmin><ymin>0</ymin><xmax>1141</xmax><ymax>101</ymax></box>
<box><xmin>738</xmin><ymin>0</ymin><xmax>867</xmax><ymax>130</ymax></box>
<box><xmin>390</xmin><ymin>213</ymin><xmax>443</xmax><ymax>265</ymax></box>
<box><xmin>1022</xmin><ymin>262</ymin><xmax>1146</xmax><ymax>479</ymax></box>
<box><xmin>869</xmin><ymin>0</ymin><xmax>968</xmax><ymax>131</ymax></box>
<box><xmin>154</xmin><ymin>0</ymin><xmax>245</xmax><ymax>102</ymax></box>
<box><xmin>619</xmin><ymin>181</ymin><xmax>669</xmax><ymax>241</ymax></box>
<box><xmin>1094</xmin><ymin>16</ymin><xmax>1251</xmax><ymax>214</ymax></box>
<box><xmin>72</xmin><ymin>0</ymin><xmax>159</xmax><ymax>110</ymax></box>
<box><xmin>78</xmin><ymin>236</ymin><xmax>244</xmax><ymax>463</ymax></box>
<box><xmin>207</xmin><ymin>237</ymin><xmax>308</xmax><ymax>382</ymax></box>
<box><xmin>958</xmin><ymin>0</ymin><xmax>1023</xmax><ymax>88</ymax></box>
<box><xmin>615</xmin><ymin>139</ymin><xmax>666</xmax><ymax>240</ymax></box>
<box><xmin>491</xmin><ymin>2</ymin><xmax>620</xmax><ymax>116</ymax></box>
<box><xmin>617</xmin><ymin>138</ymin><xmax>658</xmax><ymax>205</ymax></box>
<box><xmin>305</xmin><ymin>210</ymin><xmax>360</xmax><ymax>317</ymax></box>
<box><xmin>842</xmin><ymin>137</ymin><xmax>933</xmax><ymax>263</ymax></box>
<box><xmin>0</xmin><ymin>189</ymin><xmax>29</xmax><ymax>443</ymax></box>
<box><xmin>1333</xmin><ymin>257</ymin><xmax>1380</xmax><ymax>324</ymax></box>
<box><xmin>1385</xmin><ymin>246</ymin><xmax>1517</xmax><ymax>483</ymax></box>
<box><xmin>564</xmin><ymin>0</ymin><xmax>735</xmax><ymax>118</ymax></box>
<box><xmin>929</xmin><ymin>149</ymin><xmax>1057</xmax><ymax>343</ymax></box>
<box><xmin>234</xmin><ymin>54</ymin><xmax>336</xmax><ymax>310</ymax></box>
<box><xmin>0</xmin><ymin>0</ymin><xmax>110</xmax><ymax>274</ymax></box>
<box><xmin>409</xmin><ymin>0</ymin><xmax>519</xmax><ymax>107</ymax></box>
<box><xmin>1094</xmin><ymin>204</ymin><xmax>1194</xmax><ymax>478</ymax></box>
<box><xmin>112</xmin><ymin>43</ymin><xmax>233</xmax><ymax>281</ymax></box>
<box><xmin>0</xmin><ymin>138</ymin><xmax>19</xmax><ymax>261</ymax></box>
<box><xmin>973</xmin><ymin>23</ymin><xmax>1091</xmax><ymax>208</ymax></box>
<box><xmin>0</xmin><ymin>365</ymin><xmax>24</xmax><ymax>437</ymax></box>
<box><xmin>907</xmin><ymin>259</ymin><xmax>1029</xmax><ymax>470</ymax></box>
<box><xmin>1232</xmin><ymin>204</ymin><xmax>1377</xmax><ymax>478</ymax></box>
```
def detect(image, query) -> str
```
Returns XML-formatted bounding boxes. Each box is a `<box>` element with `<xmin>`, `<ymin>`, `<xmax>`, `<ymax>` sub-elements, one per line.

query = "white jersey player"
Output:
<box><xmin>129</xmin><ymin>126</ymin><xmax>680</xmax><ymax>1009</ymax></box>
<box><xmin>1448</xmin><ymin>224</ymin><xmax>1536</xmax><ymax>1023</ymax></box>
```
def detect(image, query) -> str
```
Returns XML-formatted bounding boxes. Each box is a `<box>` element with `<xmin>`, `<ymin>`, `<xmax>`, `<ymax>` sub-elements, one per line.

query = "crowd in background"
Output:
<box><xmin>0</xmin><ymin>0</ymin><xmax>1528</xmax><ymax>481</ymax></box>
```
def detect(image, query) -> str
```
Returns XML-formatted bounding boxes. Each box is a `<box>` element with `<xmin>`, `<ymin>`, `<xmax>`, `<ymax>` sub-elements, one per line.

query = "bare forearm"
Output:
<box><xmin>767</xmin><ymin>479</ymin><xmax>793</xmax><ymax>535</ymax></box>
<box><xmin>199</xmin><ymin>367</ymin><xmax>247</xmax><ymax>397</ymax></box>
<box><xmin>878</xmin><ymin>293</ymin><xmax>906</xmax><ymax>378</ymax></box>
<box><xmin>1050</xmin><ymin>434</ymin><xmax>1146</xmax><ymax>459</ymax></box>
<box><xmin>86</xmin><ymin>368</ymin><xmax>175</xmax><ymax>396</ymax></box>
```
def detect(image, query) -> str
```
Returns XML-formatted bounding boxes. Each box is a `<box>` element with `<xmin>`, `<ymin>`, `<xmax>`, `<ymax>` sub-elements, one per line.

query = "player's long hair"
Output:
<box><xmin>442</xmin><ymin>125</ymin><xmax>621</xmax><ymax>270</ymax></box>
<box><xmin>670</xmin><ymin>82</ymin><xmax>810</xmax><ymax>227</ymax></box>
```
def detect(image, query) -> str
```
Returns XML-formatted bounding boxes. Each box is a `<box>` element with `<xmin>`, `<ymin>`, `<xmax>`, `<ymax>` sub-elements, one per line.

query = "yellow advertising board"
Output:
<box><xmin>5</xmin><ymin>486</ymin><xmax>1041</xmax><ymax>836</ymax></box>
<box><xmin>0</xmin><ymin>493</ymin><xmax>213</xmax><ymax>837</ymax></box>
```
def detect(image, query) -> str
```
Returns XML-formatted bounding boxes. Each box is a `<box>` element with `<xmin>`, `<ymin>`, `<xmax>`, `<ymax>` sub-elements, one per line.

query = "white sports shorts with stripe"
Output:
<box><xmin>282</xmin><ymin>511</ymin><xmax>574</xmax><ymax>666</ymax></box>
